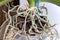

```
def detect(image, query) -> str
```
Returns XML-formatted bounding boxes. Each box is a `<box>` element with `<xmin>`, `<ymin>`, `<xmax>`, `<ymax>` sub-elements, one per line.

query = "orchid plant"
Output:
<box><xmin>0</xmin><ymin>0</ymin><xmax>59</xmax><ymax>40</ymax></box>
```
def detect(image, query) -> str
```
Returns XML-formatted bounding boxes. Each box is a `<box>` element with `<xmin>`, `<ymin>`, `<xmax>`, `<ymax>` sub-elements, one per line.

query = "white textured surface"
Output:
<box><xmin>40</xmin><ymin>2</ymin><xmax>60</xmax><ymax>39</ymax></box>
<box><xmin>14</xmin><ymin>34</ymin><xmax>28</xmax><ymax>40</ymax></box>
<box><xmin>20</xmin><ymin>0</ymin><xmax>29</xmax><ymax>9</ymax></box>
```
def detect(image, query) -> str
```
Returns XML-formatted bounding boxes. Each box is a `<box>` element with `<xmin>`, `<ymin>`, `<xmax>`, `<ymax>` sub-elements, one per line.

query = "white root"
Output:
<box><xmin>2</xmin><ymin>5</ymin><xmax>58</xmax><ymax>40</ymax></box>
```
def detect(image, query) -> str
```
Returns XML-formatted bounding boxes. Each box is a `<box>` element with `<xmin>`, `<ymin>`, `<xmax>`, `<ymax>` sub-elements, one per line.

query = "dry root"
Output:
<box><xmin>2</xmin><ymin>5</ymin><xmax>58</xmax><ymax>40</ymax></box>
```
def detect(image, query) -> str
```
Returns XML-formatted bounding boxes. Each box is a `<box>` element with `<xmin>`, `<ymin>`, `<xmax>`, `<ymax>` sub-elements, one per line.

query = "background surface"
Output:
<box><xmin>40</xmin><ymin>2</ymin><xmax>60</xmax><ymax>37</ymax></box>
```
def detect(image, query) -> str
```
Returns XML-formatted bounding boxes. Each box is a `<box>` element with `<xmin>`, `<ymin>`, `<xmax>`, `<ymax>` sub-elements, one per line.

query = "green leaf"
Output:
<box><xmin>0</xmin><ymin>0</ymin><xmax>4</xmax><ymax>2</ymax></box>
<box><xmin>28</xmin><ymin>0</ymin><xmax>35</xmax><ymax>8</ymax></box>
<box><xmin>0</xmin><ymin>0</ymin><xmax>12</xmax><ymax>6</ymax></box>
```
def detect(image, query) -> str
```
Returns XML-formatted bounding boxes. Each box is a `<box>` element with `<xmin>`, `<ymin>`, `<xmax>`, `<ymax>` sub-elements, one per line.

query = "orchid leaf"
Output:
<box><xmin>0</xmin><ymin>0</ymin><xmax>12</xmax><ymax>6</ymax></box>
